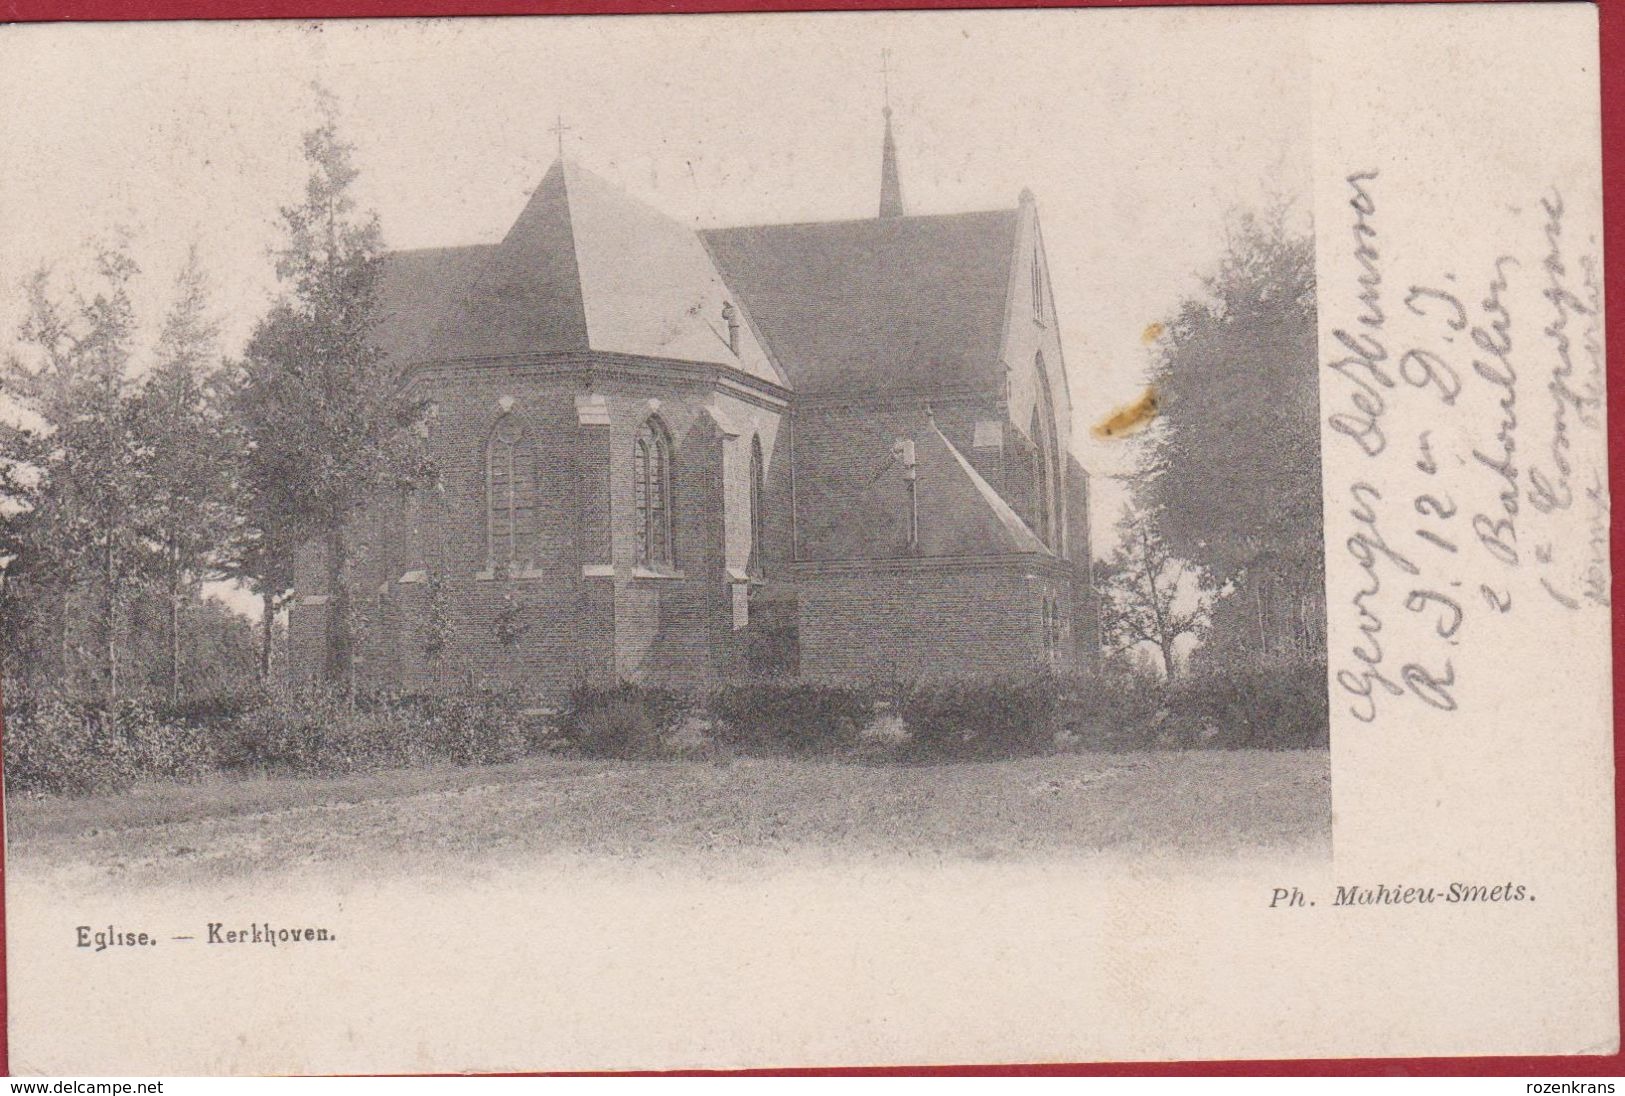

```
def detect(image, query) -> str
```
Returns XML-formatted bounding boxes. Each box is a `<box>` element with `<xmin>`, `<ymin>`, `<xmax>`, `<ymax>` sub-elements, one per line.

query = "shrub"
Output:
<box><xmin>556</xmin><ymin>682</ymin><xmax>691</xmax><ymax>759</ymax></box>
<box><xmin>156</xmin><ymin>689</ymin><xmax>267</xmax><ymax>732</ymax></box>
<box><xmin>707</xmin><ymin>681</ymin><xmax>876</xmax><ymax>756</ymax></box>
<box><xmin>1165</xmin><ymin>659</ymin><xmax>1328</xmax><ymax>749</ymax></box>
<box><xmin>1051</xmin><ymin>667</ymin><xmax>1167</xmax><ymax>752</ymax></box>
<box><xmin>2</xmin><ymin>694</ymin><xmax>212</xmax><ymax>795</ymax></box>
<box><xmin>5</xmin><ymin>695</ymin><xmax>128</xmax><ymax>796</ymax></box>
<box><xmin>1044</xmin><ymin>658</ymin><xmax>1330</xmax><ymax>752</ymax></box>
<box><xmin>212</xmin><ymin>697</ymin><xmax>286</xmax><ymax>774</ymax></box>
<box><xmin>213</xmin><ymin>687</ymin><xmax>545</xmax><ymax>777</ymax></box>
<box><xmin>221</xmin><ymin>689</ymin><xmax>411</xmax><ymax>776</ymax></box>
<box><xmin>119</xmin><ymin>700</ymin><xmax>216</xmax><ymax>783</ymax></box>
<box><xmin>405</xmin><ymin>690</ymin><xmax>532</xmax><ymax>766</ymax></box>
<box><xmin>897</xmin><ymin>673</ymin><xmax>1060</xmax><ymax>760</ymax></box>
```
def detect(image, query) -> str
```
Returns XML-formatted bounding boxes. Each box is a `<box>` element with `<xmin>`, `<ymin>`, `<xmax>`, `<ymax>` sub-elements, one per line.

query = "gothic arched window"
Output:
<box><xmin>748</xmin><ymin>434</ymin><xmax>766</xmax><ymax>578</ymax></box>
<box><xmin>634</xmin><ymin>417</ymin><xmax>674</xmax><ymax>569</ymax></box>
<box><xmin>486</xmin><ymin>415</ymin><xmax>536</xmax><ymax>571</ymax></box>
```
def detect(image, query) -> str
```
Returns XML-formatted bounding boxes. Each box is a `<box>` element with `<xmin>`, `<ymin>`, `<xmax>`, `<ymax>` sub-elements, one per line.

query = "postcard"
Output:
<box><xmin>0</xmin><ymin>3</ymin><xmax>1612</xmax><ymax>1073</ymax></box>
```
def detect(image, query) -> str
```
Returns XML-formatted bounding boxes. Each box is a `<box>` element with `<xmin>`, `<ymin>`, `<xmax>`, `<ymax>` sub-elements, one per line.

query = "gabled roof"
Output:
<box><xmin>371</xmin><ymin>161</ymin><xmax>783</xmax><ymax>386</ymax></box>
<box><xmin>701</xmin><ymin>209</ymin><xmax>1020</xmax><ymax>397</ymax></box>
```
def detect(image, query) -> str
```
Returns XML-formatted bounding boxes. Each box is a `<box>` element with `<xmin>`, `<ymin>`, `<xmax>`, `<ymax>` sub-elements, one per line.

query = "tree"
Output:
<box><xmin>1141</xmin><ymin>202</ymin><xmax>1322</xmax><ymax>659</ymax></box>
<box><xmin>1</xmin><ymin>243</ymin><xmax>155</xmax><ymax>703</ymax></box>
<box><xmin>215</xmin><ymin>415</ymin><xmax>299</xmax><ymax>684</ymax></box>
<box><xmin>131</xmin><ymin>247</ymin><xmax>239</xmax><ymax>704</ymax></box>
<box><xmin>1098</xmin><ymin>499</ymin><xmax>1211</xmax><ymax>681</ymax></box>
<box><xmin>231</xmin><ymin>97</ymin><xmax>424</xmax><ymax>696</ymax></box>
<box><xmin>0</xmin><ymin>447</ymin><xmax>52</xmax><ymax>693</ymax></box>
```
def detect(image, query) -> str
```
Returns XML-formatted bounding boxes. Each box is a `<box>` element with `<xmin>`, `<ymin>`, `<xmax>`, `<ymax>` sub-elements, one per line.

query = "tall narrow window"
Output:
<box><xmin>1032</xmin><ymin>249</ymin><xmax>1045</xmax><ymax>322</ymax></box>
<box><xmin>635</xmin><ymin>417</ymin><xmax>674</xmax><ymax>569</ymax></box>
<box><xmin>748</xmin><ymin>435</ymin><xmax>766</xmax><ymax>577</ymax></box>
<box><xmin>486</xmin><ymin>415</ymin><xmax>535</xmax><ymax>571</ymax></box>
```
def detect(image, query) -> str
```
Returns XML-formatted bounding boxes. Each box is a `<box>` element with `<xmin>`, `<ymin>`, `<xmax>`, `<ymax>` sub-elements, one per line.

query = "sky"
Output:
<box><xmin>0</xmin><ymin>9</ymin><xmax>1310</xmax><ymax>603</ymax></box>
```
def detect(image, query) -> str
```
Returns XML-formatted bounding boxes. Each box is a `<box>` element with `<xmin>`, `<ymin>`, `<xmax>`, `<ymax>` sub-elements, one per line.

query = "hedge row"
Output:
<box><xmin>1</xmin><ymin>689</ymin><xmax>543</xmax><ymax>795</ymax></box>
<box><xmin>2</xmin><ymin>661</ymin><xmax>1329</xmax><ymax>795</ymax></box>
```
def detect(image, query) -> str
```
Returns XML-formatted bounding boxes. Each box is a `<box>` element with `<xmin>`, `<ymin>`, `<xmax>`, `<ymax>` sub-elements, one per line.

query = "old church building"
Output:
<box><xmin>289</xmin><ymin>111</ymin><xmax>1098</xmax><ymax>693</ymax></box>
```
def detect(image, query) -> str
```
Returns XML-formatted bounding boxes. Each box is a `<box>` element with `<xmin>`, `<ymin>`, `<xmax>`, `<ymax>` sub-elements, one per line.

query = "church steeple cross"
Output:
<box><xmin>550</xmin><ymin>114</ymin><xmax>574</xmax><ymax>159</ymax></box>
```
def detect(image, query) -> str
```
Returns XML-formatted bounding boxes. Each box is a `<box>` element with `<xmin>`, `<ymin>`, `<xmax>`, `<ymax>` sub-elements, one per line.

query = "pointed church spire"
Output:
<box><xmin>878</xmin><ymin>51</ymin><xmax>904</xmax><ymax>218</ymax></box>
<box><xmin>879</xmin><ymin>107</ymin><xmax>904</xmax><ymax>218</ymax></box>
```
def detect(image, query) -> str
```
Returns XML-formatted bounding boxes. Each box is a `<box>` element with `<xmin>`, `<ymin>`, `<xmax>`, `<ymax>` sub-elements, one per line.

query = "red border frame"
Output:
<box><xmin>0</xmin><ymin>0</ymin><xmax>1618</xmax><ymax>1078</ymax></box>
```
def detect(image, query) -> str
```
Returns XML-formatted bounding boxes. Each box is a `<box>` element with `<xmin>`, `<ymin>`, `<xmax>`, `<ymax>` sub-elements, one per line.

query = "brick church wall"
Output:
<box><xmin>612</xmin><ymin>396</ymin><xmax>718</xmax><ymax>683</ymax></box>
<box><xmin>790</xmin><ymin>557</ymin><xmax>1073</xmax><ymax>681</ymax></box>
<box><xmin>596</xmin><ymin>385</ymin><xmax>784</xmax><ymax>685</ymax></box>
<box><xmin>1065</xmin><ymin>453</ymin><xmax>1100</xmax><ymax>667</ymax></box>
<box><xmin>287</xmin><ymin>360</ymin><xmax>1089</xmax><ymax>693</ymax></box>
<box><xmin>406</xmin><ymin>374</ymin><xmax>589</xmax><ymax>695</ymax></box>
<box><xmin>288</xmin><ymin>358</ymin><xmax>790</xmax><ymax>696</ymax></box>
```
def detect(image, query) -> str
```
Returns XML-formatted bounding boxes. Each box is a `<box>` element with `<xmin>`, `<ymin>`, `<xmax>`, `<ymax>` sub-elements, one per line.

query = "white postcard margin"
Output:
<box><xmin>0</xmin><ymin>4</ymin><xmax>1615</xmax><ymax>1072</ymax></box>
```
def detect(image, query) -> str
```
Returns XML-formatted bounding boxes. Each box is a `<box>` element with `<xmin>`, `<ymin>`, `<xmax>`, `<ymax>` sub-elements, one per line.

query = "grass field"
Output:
<box><xmin>7</xmin><ymin>748</ymin><xmax>1329</xmax><ymax>886</ymax></box>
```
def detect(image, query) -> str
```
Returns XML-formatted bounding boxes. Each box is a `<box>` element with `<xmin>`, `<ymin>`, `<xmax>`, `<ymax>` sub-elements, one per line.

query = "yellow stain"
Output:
<box><xmin>1141</xmin><ymin>322</ymin><xmax>1165</xmax><ymax>345</ymax></box>
<box><xmin>1092</xmin><ymin>386</ymin><xmax>1159</xmax><ymax>440</ymax></box>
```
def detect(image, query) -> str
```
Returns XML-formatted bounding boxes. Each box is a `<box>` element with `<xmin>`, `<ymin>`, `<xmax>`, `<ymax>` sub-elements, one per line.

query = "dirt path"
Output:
<box><xmin>8</xmin><ymin>749</ymin><xmax>1329</xmax><ymax>888</ymax></box>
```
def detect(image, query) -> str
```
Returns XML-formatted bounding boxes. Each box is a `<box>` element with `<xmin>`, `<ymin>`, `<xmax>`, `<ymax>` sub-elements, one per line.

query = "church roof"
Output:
<box><xmin>925</xmin><ymin>421</ymin><xmax>1051</xmax><ymax>556</ymax></box>
<box><xmin>791</xmin><ymin>413</ymin><xmax>1052</xmax><ymax>561</ymax></box>
<box><xmin>425</xmin><ymin>161</ymin><xmax>591</xmax><ymax>362</ymax></box>
<box><xmin>372</xmin><ymin>244</ymin><xmax>492</xmax><ymax>366</ymax></box>
<box><xmin>373</xmin><ymin>159</ymin><xmax>1021</xmax><ymax>400</ymax></box>
<box><xmin>701</xmin><ymin>209</ymin><xmax>1020</xmax><ymax>397</ymax></box>
<box><xmin>372</xmin><ymin>161</ymin><xmax>783</xmax><ymax>386</ymax></box>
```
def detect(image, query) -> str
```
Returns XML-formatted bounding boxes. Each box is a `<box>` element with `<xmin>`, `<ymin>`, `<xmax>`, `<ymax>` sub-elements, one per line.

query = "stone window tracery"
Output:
<box><xmin>635</xmin><ymin>417</ymin><xmax>675</xmax><ymax>569</ymax></box>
